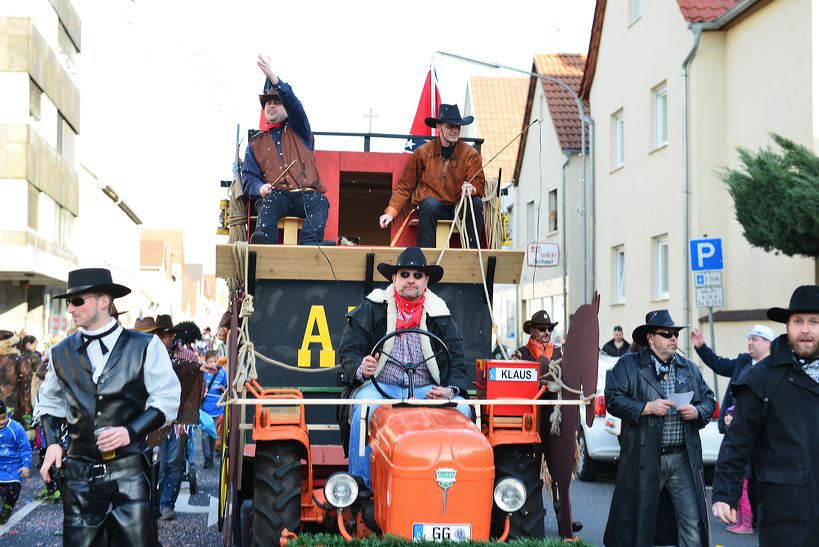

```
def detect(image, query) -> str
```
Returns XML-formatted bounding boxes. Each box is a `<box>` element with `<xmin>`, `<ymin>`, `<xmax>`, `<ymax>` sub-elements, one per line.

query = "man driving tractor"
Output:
<box><xmin>338</xmin><ymin>247</ymin><xmax>471</xmax><ymax>486</ymax></box>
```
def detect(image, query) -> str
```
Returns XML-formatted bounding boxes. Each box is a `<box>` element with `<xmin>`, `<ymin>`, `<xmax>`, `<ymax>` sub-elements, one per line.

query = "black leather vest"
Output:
<box><xmin>50</xmin><ymin>329</ymin><xmax>153</xmax><ymax>462</ymax></box>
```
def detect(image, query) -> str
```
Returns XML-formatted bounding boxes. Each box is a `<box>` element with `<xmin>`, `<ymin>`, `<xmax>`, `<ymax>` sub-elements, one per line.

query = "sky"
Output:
<box><xmin>73</xmin><ymin>0</ymin><xmax>595</xmax><ymax>271</ymax></box>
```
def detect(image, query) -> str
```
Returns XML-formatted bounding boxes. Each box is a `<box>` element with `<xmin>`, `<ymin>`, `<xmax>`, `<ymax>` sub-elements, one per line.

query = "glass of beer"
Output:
<box><xmin>94</xmin><ymin>427</ymin><xmax>116</xmax><ymax>461</ymax></box>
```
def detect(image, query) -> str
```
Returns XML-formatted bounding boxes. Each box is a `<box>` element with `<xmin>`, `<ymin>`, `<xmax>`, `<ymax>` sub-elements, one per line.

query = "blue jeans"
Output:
<box><xmin>158</xmin><ymin>430</ymin><xmax>184</xmax><ymax>510</ymax></box>
<box><xmin>659</xmin><ymin>450</ymin><xmax>704</xmax><ymax>547</ymax></box>
<box><xmin>253</xmin><ymin>190</ymin><xmax>329</xmax><ymax>244</ymax></box>
<box><xmin>417</xmin><ymin>196</ymin><xmax>484</xmax><ymax>248</ymax></box>
<box><xmin>348</xmin><ymin>383</ymin><xmax>471</xmax><ymax>488</ymax></box>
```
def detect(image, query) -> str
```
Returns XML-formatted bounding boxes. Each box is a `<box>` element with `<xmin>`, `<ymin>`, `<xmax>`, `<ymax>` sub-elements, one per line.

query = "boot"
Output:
<box><xmin>726</xmin><ymin>478</ymin><xmax>754</xmax><ymax>534</ymax></box>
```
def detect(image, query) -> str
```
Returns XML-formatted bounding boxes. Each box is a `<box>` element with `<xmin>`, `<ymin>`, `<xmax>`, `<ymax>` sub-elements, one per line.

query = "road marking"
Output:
<box><xmin>176</xmin><ymin>484</ymin><xmax>218</xmax><ymax>526</ymax></box>
<box><xmin>0</xmin><ymin>500</ymin><xmax>43</xmax><ymax>536</ymax></box>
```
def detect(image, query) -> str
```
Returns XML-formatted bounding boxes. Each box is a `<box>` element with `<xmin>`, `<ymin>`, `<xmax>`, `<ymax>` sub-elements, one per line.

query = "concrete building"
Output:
<box><xmin>0</xmin><ymin>0</ymin><xmax>81</xmax><ymax>336</ymax></box>
<box><xmin>581</xmin><ymin>0</ymin><xmax>814</xmax><ymax>389</ymax></box>
<box><xmin>512</xmin><ymin>53</ymin><xmax>588</xmax><ymax>343</ymax></box>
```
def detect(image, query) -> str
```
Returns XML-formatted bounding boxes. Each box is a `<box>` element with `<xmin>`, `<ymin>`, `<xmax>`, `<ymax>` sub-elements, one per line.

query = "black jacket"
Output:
<box><xmin>603</xmin><ymin>349</ymin><xmax>716</xmax><ymax>547</ymax></box>
<box><xmin>694</xmin><ymin>343</ymin><xmax>755</xmax><ymax>433</ymax></box>
<box><xmin>601</xmin><ymin>338</ymin><xmax>630</xmax><ymax>357</ymax></box>
<box><xmin>338</xmin><ymin>288</ymin><xmax>469</xmax><ymax>397</ymax></box>
<box><xmin>42</xmin><ymin>330</ymin><xmax>167</xmax><ymax>462</ymax></box>
<box><xmin>712</xmin><ymin>334</ymin><xmax>819</xmax><ymax>547</ymax></box>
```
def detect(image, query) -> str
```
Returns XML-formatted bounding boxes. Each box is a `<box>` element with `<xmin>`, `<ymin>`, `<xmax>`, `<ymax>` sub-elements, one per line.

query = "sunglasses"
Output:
<box><xmin>399</xmin><ymin>271</ymin><xmax>425</xmax><ymax>280</ymax></box>
<box><xmin>652</xmin><ymin>330</ymin><xmax>679</xmax><ymax>339</ymax></box>
<box><xmin>265</xmin><ymin>96</ymin><xmax>282</xmax><ymax>106</ymax></box>
<box><xmin>535</xmin><ymin>326</ymin><xmax>554</xmax><ymax>333</ymax></box>
<box><xmin>67</xmin><ymin>294</ymin><xmax>102</xmax><ymax>307</ymax></box>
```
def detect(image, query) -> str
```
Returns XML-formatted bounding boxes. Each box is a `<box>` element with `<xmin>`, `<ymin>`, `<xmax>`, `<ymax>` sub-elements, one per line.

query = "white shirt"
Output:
<box><xmin>34</xmin><ymin>321</ymin><xmax>181</xmax><ymax>427</ymax></box>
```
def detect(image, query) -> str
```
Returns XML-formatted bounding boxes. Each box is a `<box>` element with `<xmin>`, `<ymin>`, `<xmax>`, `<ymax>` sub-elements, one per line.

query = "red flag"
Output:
<box><xmin>404</xmin><ymin>66</ymin><xmax>441</xmax><ymax>153</ymax></box>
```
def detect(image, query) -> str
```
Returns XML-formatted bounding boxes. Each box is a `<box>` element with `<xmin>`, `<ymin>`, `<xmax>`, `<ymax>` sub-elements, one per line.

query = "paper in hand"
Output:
<box><xmin>670</xmin><ymin>391</ymin><xmax>694</xmax><ymax>409</ymax></box>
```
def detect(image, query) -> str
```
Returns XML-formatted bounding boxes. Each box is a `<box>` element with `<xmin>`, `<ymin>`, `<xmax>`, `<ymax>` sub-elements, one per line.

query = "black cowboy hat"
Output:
<box><xmin>632</xmin><ymin>309</ymin><xmax>688</xmax><ymax>346</ymax></box>
<box><xmin>767</xmin><ymin>285</ymin><xmax>819</xmax><ymax>323</ymax></box>
<box><xmin>424</xmin><ymin>104</ymin><xmax>474</xmax><ymax>128</ymax></box>
<box><xmin>54</xmin><ymin>268</ymin><xmax>131</xmax><ymax>300</ymax></box>
<box><xmin>150</xmin><ymin>314</ymin><xmax>180</xmax><ymax>335</ymax></box>
<box><xmin>376</xmin><ymin>247</ymin><xmax>444</xmax><ymax>285</ymax></box>
<box><xmin>523</xmin><ymin>310</ymin><xmax>558</xmax><ymax>334</ymax></box>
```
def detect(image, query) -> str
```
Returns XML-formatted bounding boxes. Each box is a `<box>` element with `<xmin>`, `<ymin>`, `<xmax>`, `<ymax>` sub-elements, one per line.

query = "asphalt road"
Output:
<box><xmin>1</xmin><ymin>443</ymin><xmax>759</xmax><ymax>547</ymax></box>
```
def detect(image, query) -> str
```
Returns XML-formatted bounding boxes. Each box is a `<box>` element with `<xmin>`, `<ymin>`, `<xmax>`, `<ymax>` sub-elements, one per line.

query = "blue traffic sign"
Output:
<box><xmin>690</xmin><ymin>238</ymin><xmax>723</xmax><ymax>271</ymax></box>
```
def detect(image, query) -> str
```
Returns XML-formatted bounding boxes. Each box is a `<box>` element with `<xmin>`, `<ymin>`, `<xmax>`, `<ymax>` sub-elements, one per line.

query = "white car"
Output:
<box><xmin>577</xmin><ymin>352</ymin><xmax>724</xmax><ymax>483</ymax></box>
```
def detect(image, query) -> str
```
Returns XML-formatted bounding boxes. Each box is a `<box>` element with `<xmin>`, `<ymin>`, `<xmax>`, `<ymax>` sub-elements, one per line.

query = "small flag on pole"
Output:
<box><xmin>404</xmin><ymin>65</ymin><xmax>441</xmax><ymax>153</ymax></box>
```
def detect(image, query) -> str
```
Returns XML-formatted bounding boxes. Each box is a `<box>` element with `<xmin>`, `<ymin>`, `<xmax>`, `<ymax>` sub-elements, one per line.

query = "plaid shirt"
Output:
<box><xmin>374</xmin><ymin>332</ymin><xmax>434</xmax><ymax>388</ymax></box>
<box><xmin>652</xmin><ymin>354</ymin><xmax>685</xmax><ymax>448</ymax></box>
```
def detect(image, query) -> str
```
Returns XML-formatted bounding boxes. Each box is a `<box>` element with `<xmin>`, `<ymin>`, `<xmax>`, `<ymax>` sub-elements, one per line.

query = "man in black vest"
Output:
<box><xmin>35</xmin><ymin>268</ymin><xmax>181</xmax><ymax>546</ymax></box>
<box><xmin>242</xmin><ymin>55</ymin><xmax>330</xmax><ymax>245</ymax></box>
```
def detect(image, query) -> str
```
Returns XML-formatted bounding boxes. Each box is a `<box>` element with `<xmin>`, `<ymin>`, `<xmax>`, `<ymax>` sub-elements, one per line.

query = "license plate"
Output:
<box><xmin>412</xmin><ymin>523</ymin><xmax>471</xmax><ymax>542</ymax></box>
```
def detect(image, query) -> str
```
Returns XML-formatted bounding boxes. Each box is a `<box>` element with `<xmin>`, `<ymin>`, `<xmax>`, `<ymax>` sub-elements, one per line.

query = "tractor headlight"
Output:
<box><xmin>324</xmin><ymin>472</ymin><xmax>359</xmax><ymax>509</ymax></box>
<box><xmin>493</xmin><ymin>478</ymin><xmax>526</xmax><ymax>513</ymax></box>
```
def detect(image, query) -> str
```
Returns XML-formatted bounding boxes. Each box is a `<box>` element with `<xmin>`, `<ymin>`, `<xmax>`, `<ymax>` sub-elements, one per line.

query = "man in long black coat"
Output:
<box><xmin>604</xmin><ymin>310</ymin><xmax>715</xmax><ymax>547</ymax></box>
<box><xmin>712</xmin><ymin>285</ymin><xmax>819</xmax><ymax>546</ymax></box>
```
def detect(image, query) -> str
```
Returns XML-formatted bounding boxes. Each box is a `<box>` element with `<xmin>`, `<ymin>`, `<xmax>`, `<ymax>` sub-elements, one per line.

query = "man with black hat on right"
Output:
<box><xmin>379</xmin><ymin>104</ymin><xmax>486</xmax><ymax>248</ymax></box>
<box><xmin>604</xmin><ymin>310</ymin><xmax>716</xmax><ymax>547</ymax></box>
<box><xmin>712</xmin><ymin>285</ymin><xmax>819</xmax><ymax>546</ymax></box>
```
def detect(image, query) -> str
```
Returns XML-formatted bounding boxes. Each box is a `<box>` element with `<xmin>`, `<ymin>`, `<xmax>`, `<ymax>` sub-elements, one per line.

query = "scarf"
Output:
<box><xmin>527</xmin><ymin>337</ymin><xmax>554</xmax><ymax>360</ymax></box>
<box><xmin>651</xmin><ymin>352</ymin><xmax>675</xmax><ymax>376</ymax></box>
<box><xmin>77</xmin><ymin>323</ymin><xmax>119</xmax><ymax>355</ymax></box>
<box><xmin>394</xmin><ymin>290</ymin><xmax>425</xmax><ymax>330</ymax></box>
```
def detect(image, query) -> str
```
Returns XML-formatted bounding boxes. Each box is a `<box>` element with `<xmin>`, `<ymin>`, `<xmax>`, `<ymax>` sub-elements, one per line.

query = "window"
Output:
<box><xmin>629</xmin><ymin>0</ymin><xmax>643</xmax><ymax>24</ymax></box>
<box><xmin>611</xmin><ymin>110</ymin><xmax>624</xmax><ymax>169</ymax></box>
<box><xmin>548</xmin><ymin>189</ymin><xmax>558</xmax><ymax>232</ymax></box>
<box><xmin>613</xmin><ymin>246</ymin><xmax>625</xmax><ymax>304</ymax></box>
<box><xmin>653</xmin><ymin>235</ymin><xmax>669</xmax><ymax>300</ymax></box>
<box><xmin>652</xmin><ymin>83</ymin><xmax>668</xmax><ymax>148</ymax></box>
<box><xmin>526</xmin><ymin>200</ymin><xmax>535</xmax><ymax>241</ymax></box>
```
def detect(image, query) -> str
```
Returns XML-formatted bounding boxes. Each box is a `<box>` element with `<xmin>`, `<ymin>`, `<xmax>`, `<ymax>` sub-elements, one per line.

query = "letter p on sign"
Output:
<box><xmin>689</xmin><ymin>238</ymin><xmax>723</xmax><ymax>272</ymax></box>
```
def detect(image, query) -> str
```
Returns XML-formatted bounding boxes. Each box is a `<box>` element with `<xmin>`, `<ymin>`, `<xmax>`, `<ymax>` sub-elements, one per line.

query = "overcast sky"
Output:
<box><xmin>73</xmin><ymin>0</ymin><xmax>594</xmax><ymax>270</ymax></box>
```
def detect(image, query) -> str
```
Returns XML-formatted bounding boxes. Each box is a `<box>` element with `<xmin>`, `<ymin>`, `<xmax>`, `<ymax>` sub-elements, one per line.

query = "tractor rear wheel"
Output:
<box><xmin>491</xmin><ymin>445</ymin><xmax>546</xmax><ymax>539</ymax></box>
<box><xmin>252</xmin><ymin>441</ymin><xmax>302</xmax><ymax>546</ymax></box>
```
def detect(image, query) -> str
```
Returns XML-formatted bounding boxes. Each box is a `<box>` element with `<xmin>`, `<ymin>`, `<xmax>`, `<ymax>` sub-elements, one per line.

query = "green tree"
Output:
<box><xmin>721</xmin><ymin>133</ymin><xmax>819</xmax><ymax>278</ymax></box>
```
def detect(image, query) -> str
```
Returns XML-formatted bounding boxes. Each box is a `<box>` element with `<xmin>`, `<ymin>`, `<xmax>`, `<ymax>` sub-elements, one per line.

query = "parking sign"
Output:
<box><xmin>689</xmin><ymin>238</ymin><xmax>723</xmax><ymax>271</ymax></box>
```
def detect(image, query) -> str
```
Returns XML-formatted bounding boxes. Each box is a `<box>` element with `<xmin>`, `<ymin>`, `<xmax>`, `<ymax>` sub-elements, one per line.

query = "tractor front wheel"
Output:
<box><xmin>491</xmin><ymin>445</ymin><xmax>546</xmax><ymax>539</ymax></box>
<box><xmin>252</xmin><ymin>441</ymin><xmax>302</xmax><ymax>546</ymax></box>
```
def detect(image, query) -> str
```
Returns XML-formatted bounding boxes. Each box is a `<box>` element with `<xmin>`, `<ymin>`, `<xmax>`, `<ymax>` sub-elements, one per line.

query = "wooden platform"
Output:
<box><xmin>215</xmin><ymin>245</ymin><xmax>524</xmax><ymax>284</ymax></box>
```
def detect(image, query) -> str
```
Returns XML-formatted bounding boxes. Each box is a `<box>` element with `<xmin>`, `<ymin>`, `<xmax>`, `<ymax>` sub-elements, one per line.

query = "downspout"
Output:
<box><xmin>682</xmin><ymin>23</ymin><xmax>702</xmax><ymax>358</ymax></box>
<box><xmin>561</xmin><ymin>153</ymin><xmax>571</xmax><ymax>330</ymax></box>
<box><xmin>586</xmin><ymin>116</ymin><xmax>596</xmax><ymax>297</ymax></box>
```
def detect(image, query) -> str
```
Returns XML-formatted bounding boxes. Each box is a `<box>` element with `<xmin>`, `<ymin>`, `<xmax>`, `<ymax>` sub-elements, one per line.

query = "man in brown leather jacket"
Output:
<box><xmin>379</xmin><ymin>104</ymin><xmax>486</xmax><ymax>248</ymax></box>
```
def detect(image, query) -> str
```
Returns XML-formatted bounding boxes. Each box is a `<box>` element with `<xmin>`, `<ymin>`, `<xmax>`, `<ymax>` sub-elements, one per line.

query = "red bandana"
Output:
<box><xmin>394</xmin><ymin>291</ymin><xmax>425</xmax><ymax>329</ymax></box>
<box><xmin>527</xmin><ymin>337</ymin><xmax>554</xmax><ymax>360</ymax></box>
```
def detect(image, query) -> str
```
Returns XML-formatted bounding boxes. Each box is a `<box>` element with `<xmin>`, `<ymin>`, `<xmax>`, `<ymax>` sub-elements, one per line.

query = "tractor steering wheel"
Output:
<box><xmin>367</xmin><ymin>328</ymin><xmax>453</xmax><ymax>400</ymax></box>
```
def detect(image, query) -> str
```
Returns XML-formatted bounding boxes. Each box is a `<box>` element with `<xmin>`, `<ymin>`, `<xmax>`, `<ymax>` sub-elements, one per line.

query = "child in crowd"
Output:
<box><xmin>201</xmin><ymin>350</ymin><xmax>228</xmax><ymax>469</ymax></box>
<box><xmin>0</xmin><ymin>400</ymin><xmax>32</xmax><ymax>524</ymax></box>
<box><xmin>724</xmin><ymin>405</ymin><xmax>754</xmax><ymax>534</ymax></box>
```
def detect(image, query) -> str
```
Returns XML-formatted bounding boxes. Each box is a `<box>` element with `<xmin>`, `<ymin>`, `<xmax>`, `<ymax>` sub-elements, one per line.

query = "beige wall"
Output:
<box><xmin>590</xmin><ymin>0</ymin><xmax>816</xmax><ymax>395</ymax></box>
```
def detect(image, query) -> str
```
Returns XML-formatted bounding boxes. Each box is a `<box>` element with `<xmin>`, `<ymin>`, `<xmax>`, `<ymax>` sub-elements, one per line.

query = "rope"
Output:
<box><xmin>540</xmin><ymin>356</ymin><xmax>597</xmax><ymax>436</ymax></box>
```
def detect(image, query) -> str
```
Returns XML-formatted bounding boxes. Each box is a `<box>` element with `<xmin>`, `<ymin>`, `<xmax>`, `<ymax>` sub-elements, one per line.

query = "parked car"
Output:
<box><xmin>577</xmin><ymin>352</ymin><xmax>723</xmax><ymax>483</ymax></box>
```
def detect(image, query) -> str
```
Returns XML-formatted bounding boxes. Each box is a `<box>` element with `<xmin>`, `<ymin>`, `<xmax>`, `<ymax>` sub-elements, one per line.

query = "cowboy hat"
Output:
<box><xmin>133</xmin><ymin>316</ymin><xmax>156</xmax><ymax>332</ymax></box>
<box><xmin>258</xmin><ymin>79</ymin><xmax>280</xmax><ymax>108</ymax></box>
<box><xmin>151</xmin><ymin>314</ymin><xmax>179</xmax><ymax>335</ymax></box>
<box><xmin>767</xmin><ymin>285</ymin><xmax>819</xmax><ymax>323</ymax></box>
<box><xmin>632</xmin><ymin>309</ymin><xmax>688</xmax><ymax>346</ymax></box>
<box><xmin>54</xmin><ymin>268</ymin><xmax>131</xmax><ymax>300</ymax></box>
<box><xmin>523</xmin><ymin>310</ymin><xmax>558</xmax><ymax>334</ymax></box>
<box><xmin>424</xmin><ymin>104</ymin><xmax>474</xmax><ymax>128</ymax></box>
<box><xmin>376</xmin><ymin>247</ymin><xmax>444</xmax><ymax>285</ymax></box>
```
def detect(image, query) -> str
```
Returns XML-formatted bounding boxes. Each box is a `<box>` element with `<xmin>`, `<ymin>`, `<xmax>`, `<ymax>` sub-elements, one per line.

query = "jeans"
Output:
<box><xmin>417</xmin><ymin>196</ymin><xmax>484</xmax><ymax>248</ymax></box>
<box><xmin>348</xmin><ymin>382</ymin><xmax>471</xmax><ymax>488</ymax></box>
<box><xmin>659</xmin><ymin>449</ymin><xmax>704</xmax><ymax>547</ymax></box>
<box><xmin>158</xmin><ymin>430</ymin><xmax>184</xmax><ymax>510</ymax></box>
<box><xmin>253</xmin><ymin>190</ymin><xmax>329</xmax><ymax>244</ymax></box>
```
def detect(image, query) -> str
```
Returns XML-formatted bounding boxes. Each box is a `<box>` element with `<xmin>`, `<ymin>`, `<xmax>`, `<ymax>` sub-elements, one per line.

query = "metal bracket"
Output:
<box><xmin>248</xmin><ymin>251</ymin><xmax>257</xmax><ymax>296</ymax></box>
<box><xmin>364</xmin><ymin>252</ymin><xmax>375</xmax><ymax>295</ymax></box>
<box><xmin>484</xmin><ymin>255</ymin><xmax>497</xmax><ymax>306</ymax></box>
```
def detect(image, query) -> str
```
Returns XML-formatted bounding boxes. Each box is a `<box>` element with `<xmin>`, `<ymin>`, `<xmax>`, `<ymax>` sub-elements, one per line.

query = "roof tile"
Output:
<box><xmin>533</xmin><ymin>53</ymin><xmax>587</xmax><ymax>150</ymax></box>
<box><xmin>676</xmin><ymin>0</ymin><xmax>741</xmax><ymax>23</ymax></box>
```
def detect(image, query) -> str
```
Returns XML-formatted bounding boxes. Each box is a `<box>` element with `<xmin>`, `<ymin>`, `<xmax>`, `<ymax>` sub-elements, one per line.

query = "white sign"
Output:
<box><xmin>694</xmin><ymin>271</ymin><xmax>723</xmax><ymax>287</ymax></box>
<box><xmin>526</xmin><ymin>242</ymin><xmax>559</xmax><ymax>267</ymax></box>
<box><xmin>489</xmin><ymin>367</ymin><xmax>538</xmax><ymax>382</ymax></box>
<box><xmin>696</xmin><ymin>287</ymin><xmax>724</xmax><ymax>308</ymax></box>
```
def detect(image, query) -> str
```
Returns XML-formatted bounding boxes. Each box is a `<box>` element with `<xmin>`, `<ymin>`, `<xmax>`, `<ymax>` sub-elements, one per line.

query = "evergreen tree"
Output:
<box><xmin>721</xmin><ymin>133</ymin><xmax>819</xmax><ymax>262</ymax></box>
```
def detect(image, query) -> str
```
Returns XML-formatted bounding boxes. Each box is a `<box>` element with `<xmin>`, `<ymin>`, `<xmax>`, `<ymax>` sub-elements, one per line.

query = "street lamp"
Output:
<box><xmin>437</xmin><ymin>51</ymin><xmax>596</xmax><ymax>304</ymax></box>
